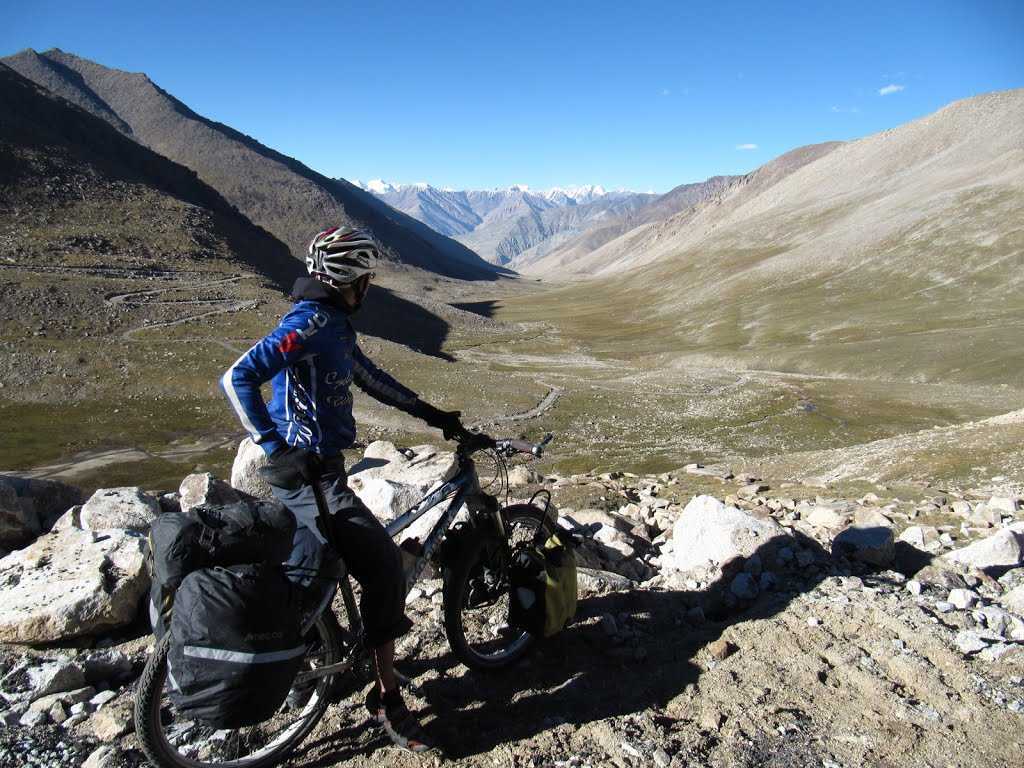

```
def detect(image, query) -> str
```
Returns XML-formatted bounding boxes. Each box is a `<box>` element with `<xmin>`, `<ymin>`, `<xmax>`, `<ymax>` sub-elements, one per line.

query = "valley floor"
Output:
<box><xmin>2</xmin><ymin>270</ymin><xmax>1022</xmax><ymax>495</ymax></box>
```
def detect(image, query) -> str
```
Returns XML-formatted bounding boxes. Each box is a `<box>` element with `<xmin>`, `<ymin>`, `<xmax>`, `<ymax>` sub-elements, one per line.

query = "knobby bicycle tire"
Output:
<box><xmin>442</xmin><ymin>504</ymin><xmax>555</xmax><ymax>671</ymax></box>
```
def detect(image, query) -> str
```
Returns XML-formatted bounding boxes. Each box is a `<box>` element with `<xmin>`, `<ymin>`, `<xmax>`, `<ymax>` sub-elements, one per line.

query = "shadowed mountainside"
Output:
<box><xmin>3</xmin><ymin>48</ymin><xmax>507</xmax><ymax>282</ymax></box>
<box><xmin>0</xmin><ymin>61</ymin><xmax>298</xmax><ymax>287</ymax></box>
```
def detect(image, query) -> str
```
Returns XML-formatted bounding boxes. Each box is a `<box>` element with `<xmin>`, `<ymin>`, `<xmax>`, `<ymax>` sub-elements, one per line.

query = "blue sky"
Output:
<box><xmin>4</xmin><ymin>1</ymin><xmax>1023</xmax><ymax>192</ymax></box>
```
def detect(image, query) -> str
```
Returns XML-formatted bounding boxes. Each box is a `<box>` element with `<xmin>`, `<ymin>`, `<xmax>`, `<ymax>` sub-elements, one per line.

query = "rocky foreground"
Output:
<box><xmin>1</xmin><ymin>442</ymin><xmax>1023</xmax><ymax>767</ymax></box>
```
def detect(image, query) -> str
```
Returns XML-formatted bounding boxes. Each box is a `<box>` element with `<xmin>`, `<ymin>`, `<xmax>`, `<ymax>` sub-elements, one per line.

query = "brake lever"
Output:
<box><xmin>533</xmin><ymin>433</ymin><xmax>554</xmax><ymax>458</ymax></box>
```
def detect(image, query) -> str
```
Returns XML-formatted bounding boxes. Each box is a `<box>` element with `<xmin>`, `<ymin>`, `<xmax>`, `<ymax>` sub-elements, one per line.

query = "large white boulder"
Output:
<box><xmin>178</xmin><ymin>472</ymin><xmax>241</xmax><ymax>513</ymax></box>
<box><xmin>663</xmin><ymin>495</ymin><xmax>790</xmax><ymax>576</ymax></box>
<box><xmin>230</xmin><ymin>438</ymin><xmax>273</xmax><ymax>499</ymax></box>
<box><xmin>592</xmin><ymin>525</ymin><xmax>637</xmax><ymax>561</ymax></box>
<box><xmin>349</xmin><ymin>441</ymin><xmax>458</xmax><ymax>493</ymax></box>
<box><xmin>80</xmin><ymin>488</ymin><xmax>159</xmax><ymax>533</ymax></box>
<box><xmin>943</xmin><ymin>523</ymin><xmax>1024</xmax><ymax>572</ymax></box>
<box><xmin>969</xmin><ymin>503</ymin><xmax>1003</xmax><ymax>528</ymax></box>
<box><xmin>1000</xmin><ymin>584</ymin><xmax>1024</xmax><ymax>615</ymax></box>
<box><xmin>0</xmin><ymin>528</ymin><xmax>150</xmax><ymax>643</ymax></box>
<box><xmin>561</xmin><ymin>508</ymin><xmax>634</xmax><ymax>533</ymax></box>
<box><xmin>26</xmin><ymin>658</ymin><xmax>87</xmax><ymax>701</ymax></box>
<box><xmin>899</xmin><ymin>525</ymin><xmax>941</xmax><ymax>551</ymax></box>
<box><xmin>987</xmin><ymin>497</ymin><xmax>1020</xmax><ymax>514</ymax></box>
<box><xmin>348</xmin><ymin>476</ymin><xmax>423</xmax><ymax>522</ymax></box>
<box><xmin>854</xmin><ymin>507</ymin><xmax>893</xmax><ymax>528</ymax></box>
<box><xmin>230</xmin><ymin>439</ymin><xmax>458</xmax><ymax>504</ymax></box>
<box><xmin>805</xmin><ymin>505</ymin><xmax>848</xmax><ymax>530</ymax></box>
<box><xmin>507</xmin><ymin>464</ymin><xmax>541</xmax><ymax>489</ymax></box>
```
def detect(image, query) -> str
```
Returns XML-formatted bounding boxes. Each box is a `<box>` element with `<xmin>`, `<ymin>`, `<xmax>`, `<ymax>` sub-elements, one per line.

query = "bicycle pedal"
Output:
<box><xmin>394</xmin><ymin>669</ymin><xmax>422</xmax><ymax>693</ymax></box>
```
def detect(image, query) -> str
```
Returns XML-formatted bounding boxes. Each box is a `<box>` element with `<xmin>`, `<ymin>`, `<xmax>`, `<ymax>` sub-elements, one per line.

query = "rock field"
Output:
<box><xmin>1</xmin><ymin>442</ymin><xmax>1022</xmax><ymax>767</ymax></box>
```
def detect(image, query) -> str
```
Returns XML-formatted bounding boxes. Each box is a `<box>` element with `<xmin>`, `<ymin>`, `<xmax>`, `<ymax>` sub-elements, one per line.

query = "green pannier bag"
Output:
<box><xmin>508</xmin><ymin>531</ymin><xmax>578</xmax><ymax>638</ymax></box>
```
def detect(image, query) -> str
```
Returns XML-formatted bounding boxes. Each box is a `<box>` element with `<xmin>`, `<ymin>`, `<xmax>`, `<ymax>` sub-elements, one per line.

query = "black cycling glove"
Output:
<box><xmin>411</xmin><ymin>400</ymin><xmax>466</xmax><ymax>441</ymax></box>
<box><xmin>259</xmin><ymin>445</ymin><xmax>323</xmax><ymax>490</ymax></box>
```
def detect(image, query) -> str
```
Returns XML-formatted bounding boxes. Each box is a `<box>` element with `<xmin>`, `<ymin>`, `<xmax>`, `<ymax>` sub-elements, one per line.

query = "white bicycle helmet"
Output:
<box><xmin>306</xmin><ymin>225</ymin><xmax>378</xmax><ymax>284</ymax></box>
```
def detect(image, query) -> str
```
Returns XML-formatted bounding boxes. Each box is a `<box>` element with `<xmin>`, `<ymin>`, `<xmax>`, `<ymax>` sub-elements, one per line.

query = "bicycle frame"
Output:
<box><xmin>294</xmin><ymin>453</ymin><xmax>498</xmax><ymax>684</ymax></box>
<box><xmin>384</xmin><ymin>457</ymin><xmax>499</xmax><ymax>587</ymax></box>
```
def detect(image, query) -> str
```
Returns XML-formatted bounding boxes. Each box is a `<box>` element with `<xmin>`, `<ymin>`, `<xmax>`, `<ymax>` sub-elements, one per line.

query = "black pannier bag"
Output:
<box><xmin>148</xmin><ymin>501</ymin><xmax>297</xmax><ymax>637</ymax></box>
<box><xmin>166</xmin><ymin>564</ymin><xmax>304</xmax><ymax>728</ymax></box>
<box><xmin>148</xmin><ymin>513</ymin><xmax>202</xmax><ymax>638</ymax></box>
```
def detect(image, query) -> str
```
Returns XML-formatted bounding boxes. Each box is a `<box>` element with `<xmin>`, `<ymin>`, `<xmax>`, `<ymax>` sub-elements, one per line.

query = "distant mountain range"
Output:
<box><xmin>347</xmin><ymin>179</ymin><xmax>654</xmax><ymax>267</ymax></box>
<box><xmin>2</xmin><ymin>48</ymin><xmax>503</xmax><ymax>282</ymax></box>
<box><xmin>354</xmin><ymin>180</ymin><xmax>625</xmax><ymax>206</ymax></box>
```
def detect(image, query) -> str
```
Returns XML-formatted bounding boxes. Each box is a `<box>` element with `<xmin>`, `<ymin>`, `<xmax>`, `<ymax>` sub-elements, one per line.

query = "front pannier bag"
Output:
<box><xmin>166</xmin><ymin>564</ymin><xmax>304</xmax><ymax>728</ymax></box>
<box><xmin>508</xmin><ymin>531</ymin><xmax>578</xmax><ymax>638</ymax></box>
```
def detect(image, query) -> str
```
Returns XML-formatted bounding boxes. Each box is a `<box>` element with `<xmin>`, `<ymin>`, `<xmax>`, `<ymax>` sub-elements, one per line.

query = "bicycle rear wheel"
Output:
<box><xmin>442</xmin><ymin>505</ymin><xmax>554</xmax><ymax>671</ymax></box>
<box><xmin>134</xmin><ymin>612</ymin><xmax>345</xmax><ymax>768</ymax></box>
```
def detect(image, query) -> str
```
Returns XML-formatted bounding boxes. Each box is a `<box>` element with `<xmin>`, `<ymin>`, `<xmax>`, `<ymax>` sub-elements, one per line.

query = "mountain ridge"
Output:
<box><xmin>3</xmin><ymin>48</ymin><xmax>505</xmax><ymax>282</ymax></box>
<box><xmin>0</xmin><ymin>60</ymin><xmax>296</xmax><ymax>285</ymax></box>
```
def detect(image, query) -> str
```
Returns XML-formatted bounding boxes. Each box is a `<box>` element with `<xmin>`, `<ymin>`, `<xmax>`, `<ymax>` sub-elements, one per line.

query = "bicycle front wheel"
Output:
<box><xmin>442</xmin><ymin>504</ymin><xmax>554</xmax><ymax>671</ymax></box>
<box><xmin>134</xmin><ymin>612</ymin><xmax>344</xmax><ymax>768</ymax></box>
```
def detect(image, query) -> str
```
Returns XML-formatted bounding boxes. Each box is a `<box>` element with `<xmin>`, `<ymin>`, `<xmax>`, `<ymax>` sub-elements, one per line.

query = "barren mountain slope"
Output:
<box><xmin>0</xmin><ymin>59</ymin><xmax>301</xmax><ymax>358</ymax></box>
<box><xmin>746</xmin><ymin>407</ymin><xmax>1024</xmax><ymax>487</ymax></box>
<box><xmin>2</xmin><ymin>48</ymin><xmax>502</xmax><ymax>281</ymax></box>
<box><xmin>366</xmin><ymin>182</ymin><xmax>656</xmax><ymax>267</ymax></box>
<box><xmin>504</xmin><ymin>90</ymin><xmax>1024</xmax><ymax>384</ymax></box>
<box><xmin>448</xmin><ymin>187</ymin><xmax>558</xmax><ymax>262</ymax></box>
<box><xmin>366</xmin><ymin>184</ymin><xmax>483</xmax><ymax>237</ymax></box>
<box><xmin>452</xmin><ymin>190</ymin><xmax>659</xmax><ymax>267</ymax></box>
<box><xmin>519</xmin><ymin>174</ymin><xmax>740</xmax><ymax>276</ymax></box>
<box><xmin>0</xmin><ymin>60</ymin><xmax>299</xmax><ymax>311</ymax></box>
<box><xmin>526</xmin><ymin>143</ymin><xmax>842</xmax><ymax>277</ymax></box>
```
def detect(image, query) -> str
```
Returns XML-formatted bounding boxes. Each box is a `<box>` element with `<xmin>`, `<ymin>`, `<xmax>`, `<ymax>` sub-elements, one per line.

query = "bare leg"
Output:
<box><xmin>374</xmin><ymin>640</ymin><xmax>397</xmax><ymax>693</ymax></box>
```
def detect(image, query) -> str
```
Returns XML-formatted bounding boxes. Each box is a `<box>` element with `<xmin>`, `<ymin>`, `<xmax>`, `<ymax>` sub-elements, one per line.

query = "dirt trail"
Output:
<box><xmin>474</xmin><ymin>383</ymin><xmax>562</xmax><ymax>428</ymax></box>
<box><xmin>103</xmin><ymin>274</ymin><xmax>251</xmax><ymax>306</ymax></box>
<box><xmin>20</xmin><ymin>435</ymin><xmax>238</xmax><ymax>480</ymax></box>
<box><xmin>121</xmin><ymin>300</ymin><xmax>257</xmax><ymax>339</ymax></box>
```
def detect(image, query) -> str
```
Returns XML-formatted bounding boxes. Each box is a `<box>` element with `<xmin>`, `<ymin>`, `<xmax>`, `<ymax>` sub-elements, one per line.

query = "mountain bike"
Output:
<box><xmin>135</xmin><ymin>430</ymin><xmax>558</xmax><ymax>768</ymax></box>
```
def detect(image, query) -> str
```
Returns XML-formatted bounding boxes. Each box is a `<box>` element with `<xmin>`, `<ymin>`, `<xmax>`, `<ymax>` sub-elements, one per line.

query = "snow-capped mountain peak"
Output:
<box><xmin>337</xmin><ymin>175</ymin><xmax>650</xmax><ymax>265</ymax></box>
<box><xmin>350</xmin><ymin>179</ymin><xmax>631</xmax><ymax>205</ymax></box>
<box><xmin>539</xmin><ymin>184</ymin><xmax>617</xmax><ymax>204</ymax></box>
<box><xmin>365</xmin><ymin>179</ymin><xmax>396</xmax><ymax>194</ymax></box>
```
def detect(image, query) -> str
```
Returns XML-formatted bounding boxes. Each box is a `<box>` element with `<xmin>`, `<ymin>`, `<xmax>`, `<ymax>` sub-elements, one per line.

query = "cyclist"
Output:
<box><xmin>220</xmin><ymin>225</ymin><xmax>465</xmax><ymax>753</ymax></box>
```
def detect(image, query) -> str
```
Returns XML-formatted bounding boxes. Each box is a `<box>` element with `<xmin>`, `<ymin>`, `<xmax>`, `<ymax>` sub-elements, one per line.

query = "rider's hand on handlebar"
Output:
<box><xmin>457</xmin><ymin>430</ymin><xmax>496</xmax><ymax>452</ymax></box>
<box><xmin>412</xmin><ymin>400</ymin><xmax>466</xmax><ymax>441</ymax></box>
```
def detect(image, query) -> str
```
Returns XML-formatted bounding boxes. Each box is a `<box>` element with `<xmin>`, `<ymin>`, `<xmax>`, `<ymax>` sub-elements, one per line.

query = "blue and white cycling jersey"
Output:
<box><xmin>220</xmin><ymin>280</ymin><xmax>418</xmax><ymax>458</ymax></box>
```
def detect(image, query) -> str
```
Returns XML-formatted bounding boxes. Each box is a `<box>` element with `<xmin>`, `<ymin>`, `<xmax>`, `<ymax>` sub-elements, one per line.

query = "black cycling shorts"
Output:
<box><xmin>270</xmin><ymin>460</ymin><xmax>413</xmax><ymax>648</ymax></box>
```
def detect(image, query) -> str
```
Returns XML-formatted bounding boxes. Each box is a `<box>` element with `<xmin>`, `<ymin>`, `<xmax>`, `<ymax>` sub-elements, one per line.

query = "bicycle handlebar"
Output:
<box><xmin>456</xmin><ymin>431</ymin><xmax>553</xmax><ymax>459</ymax></box>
